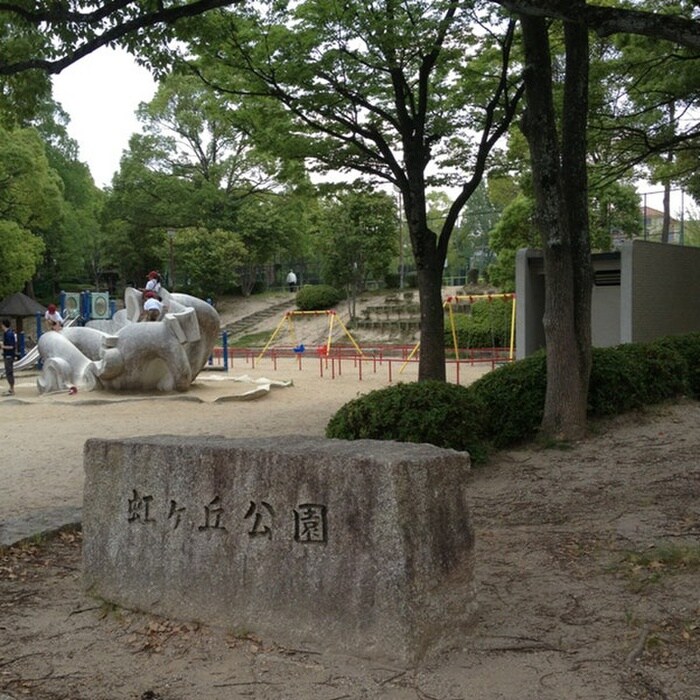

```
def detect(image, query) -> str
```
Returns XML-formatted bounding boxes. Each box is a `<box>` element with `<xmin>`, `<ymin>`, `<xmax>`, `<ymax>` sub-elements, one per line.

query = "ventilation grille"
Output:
<box><xmin>594</xmin><ymin>269</ymin><xmax>621</xmax><ymax>286</ymax></box>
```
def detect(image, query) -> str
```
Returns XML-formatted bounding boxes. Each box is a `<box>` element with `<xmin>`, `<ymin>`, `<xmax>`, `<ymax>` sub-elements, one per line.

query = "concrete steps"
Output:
<box><xmin>223</xmin><ymin>299</ymin><xmax>293</xmax><ymax>339</ymax></box>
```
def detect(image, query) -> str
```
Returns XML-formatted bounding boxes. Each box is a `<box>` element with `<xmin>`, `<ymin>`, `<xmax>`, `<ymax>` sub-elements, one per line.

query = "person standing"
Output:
<box><xmin>2</xmin><ymin>318</ymin><xmax>16</xmax><ymax>396</ymax></box>
<box><xmin>145</xmin><ymin>271</ymin><xmax>162</xmax><ymax>294</ymax></box>
<box><xmin>286</xmin><ymin>270</ymin><xmax>298</xmax><ymax>293</ymax></box>
<box><xmin>44</xmin><ymin>303</ymin><xmax>64</xmax><ymax>331</ymax></box>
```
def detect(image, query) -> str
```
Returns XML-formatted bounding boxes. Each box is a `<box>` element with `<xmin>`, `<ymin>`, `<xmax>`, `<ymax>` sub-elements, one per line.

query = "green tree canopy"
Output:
<box><xmin>172</xmin><ymin>226</ymin><xmax>247</xmax><ymax>298</ymax></box>
<box><xmin>318</xmin><ymin>188</ymin><xmax>398</xmax><ymax>316</ymax></box>
<box><xmin>105</xmin><ymin>72</ymin><xmax>310</xmax><ymax>288</ymax></box>
<box><xmin>183</xmin><ymin>0</ymin><xmax>525</xmax><ymax>380</ymax></box>
<box><xmin>0</xmin><ymin>125</ymin><xmax>64</xmax><ymax>296</ymax></box>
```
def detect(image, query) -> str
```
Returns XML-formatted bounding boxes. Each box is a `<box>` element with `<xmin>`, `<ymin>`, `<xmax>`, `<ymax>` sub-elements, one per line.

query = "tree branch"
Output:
<box><xmin>0</xmin><ymin>0</ymin><xmax>240</xmax><ymax>75</ymax></box>
<box><xmin>493</xmin><ymin>0</ymin><xmax>700</xmax><ymax>50</ymax></box>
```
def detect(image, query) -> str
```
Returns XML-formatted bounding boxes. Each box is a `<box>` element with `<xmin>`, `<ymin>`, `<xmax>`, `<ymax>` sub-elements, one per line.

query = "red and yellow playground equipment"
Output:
<box><xmin>256</xmin><ymin>309</ymin><xmax>364</xmax><ymax>361</ymax></box>
<box><xmin>400</xmin><ymin>292</ymin><xmax>516</xmax><ymax>373</ymax></box>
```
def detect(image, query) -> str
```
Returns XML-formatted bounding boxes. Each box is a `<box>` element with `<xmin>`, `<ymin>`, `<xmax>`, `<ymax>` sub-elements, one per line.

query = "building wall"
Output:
<box><xmin>623</xmin><ymin>240</ymin><xmax>700</xmax><ymax>343</ymax></box>
<box><xmin>591</xmin><ymin>254</ymin><xmax>622</xmax><ymax>348</ymax></box>
<box><xmin>515</xmin><ymin>249</ymin><xmax>545</xmax><ymax>359</ymax></box>
<box><xmin>515</xmin><ymin>240</ymin><xmax>700</xmax><ymax>358</ymax></box>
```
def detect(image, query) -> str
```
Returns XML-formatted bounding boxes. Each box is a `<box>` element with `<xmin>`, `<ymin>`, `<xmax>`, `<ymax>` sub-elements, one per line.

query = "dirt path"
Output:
<box><xmin>1</xmin><ymin>397</ymin><xmax>699</xmax><ymax>699</ymax></box>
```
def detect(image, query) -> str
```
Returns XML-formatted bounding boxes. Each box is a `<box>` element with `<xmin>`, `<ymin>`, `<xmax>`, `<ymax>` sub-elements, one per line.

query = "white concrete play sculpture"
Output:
<box><xmin>37</xmin><ymin>289</ymin><xmax>220</xmax><ymax>394</ymax></box>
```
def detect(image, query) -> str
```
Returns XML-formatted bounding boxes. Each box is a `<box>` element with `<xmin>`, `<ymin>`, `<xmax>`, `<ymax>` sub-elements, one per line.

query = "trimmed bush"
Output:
<box><xmin>468</xmin><ymin>351</ymin><xmax>547</xmax><ymax>447</ymax></box>
<box><xmin>588</xmin><ymin>341</ymin><xmax>689</xmax><ymax>416</ymax></box>
<box><xmin>587</xmin><ymin>346</ymin><xmax>641</xmax><ymax>416</ymax></box>
<box><xmin>650</xmin><ymin>333</ymin><xmax>700</xmax><ymax>399</ymax></box>
<box><xmin>326</xmin><ymin>333</ymin><xmax>700</xmax><ymax>460</ymax></box>
<box><xmin>325</xmin><ymin>380</ymin><xmax>489</xmax><ymax>462</ymax></box>
<box><xmin>295</xmin><ymin>284</ymin><xmax>343</xmax><ymax>311</ymax></box>
<box><xmin>384</xmin><ymin>272</ymin><xmax>400</xmax><ymax>289</ymax></box>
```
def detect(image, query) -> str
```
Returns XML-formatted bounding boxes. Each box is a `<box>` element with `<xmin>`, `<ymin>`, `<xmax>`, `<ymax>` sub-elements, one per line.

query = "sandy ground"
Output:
<box><xmin>0</xmin><ymin>357</ymin><xmax>452</xmax><ymax>524</ymax></box>
<box><xmin>0</xmin><ymin>289</ymin><xmax>473</xmax><ymax>525</ymax></box>
<box><xmin>0</xmin><ymin>295</ymin><xmax>699</xmax><ymax>699</ymax></box>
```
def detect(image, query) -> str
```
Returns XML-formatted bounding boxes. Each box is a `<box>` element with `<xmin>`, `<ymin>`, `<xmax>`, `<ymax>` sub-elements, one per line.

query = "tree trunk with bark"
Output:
<box><xmin>520</xmin><ymin>12</ymin><xmax>592</xmax><ymax>441</ymax></box>
<box><xmin>403</xmin><ymin>141</ymin><xmax>447</xmax><ymax>382</ymax></box>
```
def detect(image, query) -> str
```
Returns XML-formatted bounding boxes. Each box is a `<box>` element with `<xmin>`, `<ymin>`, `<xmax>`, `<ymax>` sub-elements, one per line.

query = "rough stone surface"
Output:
<box><xmin>82</xmin><ymin>435</ymin><xmax>476</xmax><ymax>663</ymax></box>
<box><xmin>37</xmin><ymin>290</ymin><xmax>220</xmax><ymax>394</ymax></box>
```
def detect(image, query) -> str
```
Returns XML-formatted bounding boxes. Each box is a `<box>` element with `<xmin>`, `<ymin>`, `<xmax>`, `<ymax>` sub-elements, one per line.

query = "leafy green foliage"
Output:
<box><xmin>0</xmin><ymin>125</ymin><xmax>66</xmax><ymax>296</ymax></box>
<box><xmin>448</xmin><ymin>182</ymin><xmax>501</xmax><ymax>278</ymax></box>
<box><xmin>326</xmin><ymin>381</ymin><xmax>489</xmax><ymax>462</ymax></box>
<box><xmin>468</xmin><ymin>352</ymin><xmax>548</xmax><ymax>448</ymax></box>
<box><xmin>487</xmin><ymin>195</ymin><xmax>539</xmax><ymax>290</ymax></box>
<box><xmin>445</xmin><ymin>297</ymin><xmax>514</xmax><ymax>349</ymax></box>
<box><xmin>588</xmin><ymin>180</ymin><xmax>642</xmax><ymax>249</ymax></box>
<box><xmin>105</xmin><ymin>72</ymin><xmax>310</xmax><ymax>290</ymax></box>
<box><xmin>588</xmin><ymin>341</ymin><xmax>689</xmax><ymax>416</ymax></box>
<box><xmin>0</xmin><ymin>220</ymin><xmax>45</xmax><ymax>298</ymax></box>
<box><xmin>173</xmin><ymin>227</ymin><xmax>247</xmax><ymax>299</ymax></box>
<box><xmin>652</xmin><ymin>333</ymin><xmax>700</xmax><ymax>398</ymax></box>
<box><xmin>318</xmin><ymin>189</ymin><xmax>398</xmax><ymax>302</ymax></box>
<box><xmin>327</xmin><ymin>333</ymin><xmax>700</xmax><ymax>458</ymax></box>
<box><xmin>295</xmin><ymin>284</ymin><xmax>342</xmax><ymax>311</ymax></box>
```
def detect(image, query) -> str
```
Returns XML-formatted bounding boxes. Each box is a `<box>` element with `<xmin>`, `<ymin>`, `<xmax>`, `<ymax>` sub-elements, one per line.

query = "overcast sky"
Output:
<box><xmin>51</xmin><ymin>47</ymin><xmax>157</xmax><ymax>188</ymax></box>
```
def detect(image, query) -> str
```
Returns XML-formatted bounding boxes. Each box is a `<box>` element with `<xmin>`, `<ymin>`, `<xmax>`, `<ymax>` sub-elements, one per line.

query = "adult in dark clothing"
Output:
<box><xmin>2</xmin><ymin>318</ymin><xmax>16</xmax><ymax>396</ymax></box>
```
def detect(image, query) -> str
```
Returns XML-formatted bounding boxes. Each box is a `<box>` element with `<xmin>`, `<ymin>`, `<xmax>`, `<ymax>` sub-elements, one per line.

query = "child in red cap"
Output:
<box><xmin>44</xmin><ymin>303</ymin><xmax>64</xmax><ymax>331</ymax></box>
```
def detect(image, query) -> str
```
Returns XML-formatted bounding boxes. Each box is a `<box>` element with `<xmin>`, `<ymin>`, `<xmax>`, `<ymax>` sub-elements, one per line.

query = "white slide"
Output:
<box><xmin>9</xmin><ymin>316</ymin><xmax>80</xmax><ymax>373</ymax></box>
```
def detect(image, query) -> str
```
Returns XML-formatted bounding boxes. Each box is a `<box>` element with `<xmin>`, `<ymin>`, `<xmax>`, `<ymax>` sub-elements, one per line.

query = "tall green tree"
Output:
<box><xmin>171</xmin><ymin>226</ymin><xmax>247</xmax><ymax>298</ymax></box>
<box><xmin>450</xmin><ymin>181</ymin><xmax>503</xmax><ymax>281</ymax></box>
<box><xmin>495</xmin><ymin>0</ymin><xmax>699</xmax><ymax>440</ymax></box>
<box><xmin>487</xmin><ymin>194</ymin><xmax>537</xmax><ymax>290</ymax></box>
<box><xmin>319</xmin><ymin>189</ymin><xmax>398</xmax><ymax>317</ymax></box>
<box><xmin>106</xmin><ymin>73</ymin><xmax>308</xmax><ymax>288</ymax></box>
<box><xmin>188</xmin><ymin>0</ymin><xmax>525</xmax><ymax>381</ymax></box>
<box><xmin>518</xmin><ymin>8</ymin><xmax>593</xmax><ymax>440</ymax></box>
<box><xmin>0</xmin><ymin>125</ymin><xmax>63</xmax><ymax>297</ymax></box>
<box><xmin>586</xmin><ymin>1</ymin><xmax>700</xmax><ymax>242</ymax></box>
<box><xmin>0</xmin><ymin>1</ymin><xmax>239</xmax><ymax>76</ymax></box>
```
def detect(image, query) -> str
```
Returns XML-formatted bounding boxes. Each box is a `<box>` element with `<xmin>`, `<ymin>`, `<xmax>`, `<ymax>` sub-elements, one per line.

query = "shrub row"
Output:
<box><xmin>326</xmin><ymin>333</ymin><xmax>700</xmax><ymax>462</ymax></box>
<box><xmin>295</xmin><ymin>284</ymin><xmax>343</xmax><ymax>311</ymax></box>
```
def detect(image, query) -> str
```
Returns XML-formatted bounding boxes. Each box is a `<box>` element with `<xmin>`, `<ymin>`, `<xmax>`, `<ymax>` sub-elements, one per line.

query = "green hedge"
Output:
<box><xmin>326</xmin><ymin>380</ymin><xmax>489</xmax><ymax>462</ymax></box>
<box><xmin>326</xmin><ymin>334</ymin><xmax>700</xmax><ymax>461</ymax></box>
<box><xmin>467</xmin><ymin>351</ymin><xmax>547</xmax><ymax>447</ymax></box>
<box><xmin>445</xmin><ymin>297</ymin><xmax>514</xmax><ymax>349</ymax></box>
<box><xmin>295</xmin><ymin>284</ymin><xmax>343</xmax><ymax>311</ymax></box>
<box><xmin>588</xmin><ymin>341</ymin><xmax>690</xmax><ymax>416</ymax></box>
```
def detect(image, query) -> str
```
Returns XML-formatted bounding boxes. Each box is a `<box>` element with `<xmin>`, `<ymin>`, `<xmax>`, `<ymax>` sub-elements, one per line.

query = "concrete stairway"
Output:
<box><xmin>222</xmin><ymin>299</ymin><xmax>294</xmax><ymax>340</ymax></box>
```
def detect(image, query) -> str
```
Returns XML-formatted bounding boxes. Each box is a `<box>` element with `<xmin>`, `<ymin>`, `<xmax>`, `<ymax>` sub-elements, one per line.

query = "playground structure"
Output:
<box><xmin>445</xmin><ymin>293</ymin><xmax>516</xmax><ymax>361</ymax></box>
<box><xmin>399</xmin><ymin>293</ymin><xmax>516</xmax><ymax>373</ymax></box>
<box><xmin>203</xmin><ymin>293</ymin><xmax>516</xmax><ymax>386</ymax></box>
<box><xmin>7</xmin><ymin>290</ymin><xmax>517</xmax><ymax>389</ymax></box>
<box><xmin>35</xmin><ymin>288</ymin><xmax>220</xmax><ymax>393</ymax></box>
<box><xmin>256</xmin><ymin>309</ymin><xmax>364</xmax><ymax>361</ymax></box>
<box><xmin>61</xmin><ymin>290</ymin><xmax>114</xmax><ymax>323</ymax></box>
<box><xmin>3</xmin><ymin>290</ymin><xmax>117</xmax><ymax>377</ymax></box>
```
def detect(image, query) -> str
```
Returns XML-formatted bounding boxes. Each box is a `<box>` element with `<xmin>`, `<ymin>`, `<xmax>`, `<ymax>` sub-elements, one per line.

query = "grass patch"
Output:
<box><xmin>615</xmin><ymin>543</ymin><xmax>700</xmax><ymax>591</ymax></box>
<box><xmin>224</xmin><ymin>331</ymin><xmax>272</xmax><ymax>349</ymax></box>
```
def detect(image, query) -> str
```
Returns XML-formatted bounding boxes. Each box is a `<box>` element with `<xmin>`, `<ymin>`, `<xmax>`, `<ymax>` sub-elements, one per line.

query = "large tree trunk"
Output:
<box><xmin>403</xmin><ymin>147</ymin><xmax>447</xmax><ymax>382</ymax></box>
<box><xmin>416</xmin><ymin>261</ymin><xmax>447</xmax><ymax>381</ymax></box>
<box><xmin>520</xmin><ymin>12</ymin><xmax>592</xmax><ymax>441</ymax></box>
<box><xmin>560</xmin><ymin>17</ymin><xmax>593</xmax><ymax>439</ymax></box>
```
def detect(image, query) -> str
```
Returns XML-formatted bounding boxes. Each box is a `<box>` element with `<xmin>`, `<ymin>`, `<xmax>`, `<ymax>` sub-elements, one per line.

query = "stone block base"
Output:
<box><xmin>83</xmin><ymin>435</ymin><xmax>476</xmax><ymax>663</ymax></box>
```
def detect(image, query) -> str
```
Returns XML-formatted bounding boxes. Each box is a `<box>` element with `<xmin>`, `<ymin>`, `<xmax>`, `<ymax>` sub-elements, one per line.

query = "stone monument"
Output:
<box><xmin>83</xmin><ymin>435</ymin><xmax>477</xmax><ymax>663</ymax></box>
